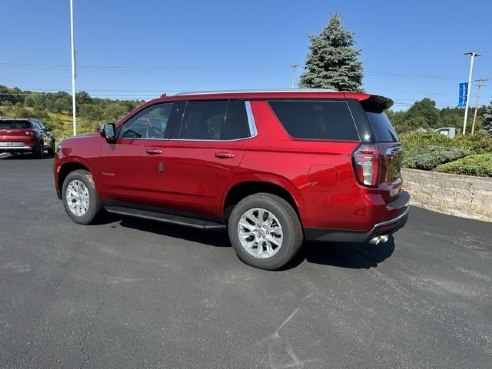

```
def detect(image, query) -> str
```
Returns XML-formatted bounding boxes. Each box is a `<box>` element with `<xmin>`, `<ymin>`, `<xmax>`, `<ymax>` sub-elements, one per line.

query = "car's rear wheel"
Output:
<box><xmin>228</xmin><ymin>193</ymin><xmax>303</xmax><ymax>270</ymax></box>
<box><xmin>33</xmin><ymin>140</ymin><xmax>44</xmax><ymax>158</ymax></box>
<box><xmin>62</xmin><ymin>169</ymin><xmax>103</xmax><ymax>224</ymax></box>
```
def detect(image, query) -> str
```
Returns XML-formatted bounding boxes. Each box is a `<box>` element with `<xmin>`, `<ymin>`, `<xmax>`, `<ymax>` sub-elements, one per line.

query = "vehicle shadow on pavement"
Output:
<box><xmin>104</xmin><ymin>213</ymin><xmax>395</xmax><ymax>267</ymax></box>
<box><xmin>116</xmin><ymin>216</ymin><xmax>231</xmax><ymax>247</ymax></box>
<box><xmin>303</xmin><ymin>238</ymin><xmax>395</xmax><ymax>269</ymax></box>
<box><xmin>1</xmin><ymin>153</ymin><xmax>55</xmax><ymax>160</ymax></box>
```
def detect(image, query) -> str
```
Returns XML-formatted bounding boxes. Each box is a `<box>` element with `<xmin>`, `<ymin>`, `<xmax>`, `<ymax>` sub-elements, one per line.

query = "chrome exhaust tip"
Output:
<box><xmin>368</xmin><ymin>234</ymin><xmax>389</xmax><ymax>245</ymax></box>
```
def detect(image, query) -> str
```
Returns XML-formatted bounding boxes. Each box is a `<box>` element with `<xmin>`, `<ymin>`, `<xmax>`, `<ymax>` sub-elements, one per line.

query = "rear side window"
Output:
<box><xmin>180</xmin><ymin>100</ymin><xmax>250</xmax><ymax>140</ymax></box>
<box><xmin>0</xmin><ymin>120</ymin><xmax>32</xmax><ymax>129</ymax></box>
<box><xmin>366</xmin><ymin>112</ymin><xmax>399</xmax><ymax>142</ymax></box>
<box><xmin>268</xmin><ymin>100</ymin><xmax>359</xmax><ymax>141</ymax></box>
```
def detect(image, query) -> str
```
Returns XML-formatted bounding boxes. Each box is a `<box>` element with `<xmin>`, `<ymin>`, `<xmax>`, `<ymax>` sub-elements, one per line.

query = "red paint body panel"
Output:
<box><xmin>54</xmin><ymin>90</ymin><xmax>408</xmax><ymax>238</ymax></box>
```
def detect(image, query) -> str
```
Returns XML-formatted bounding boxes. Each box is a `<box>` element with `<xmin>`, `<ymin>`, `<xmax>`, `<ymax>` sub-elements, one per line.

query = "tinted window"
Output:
<box><xmin>0</xmin><ymin>120</ymin><xmax>32</xmax><ymax>129</ymax></box>
<box><xmin>223</xmin><ymin>100</ymin><xmax>250</xmax><ymax>140</ymax></box>
<box><xmin>268</xmin><ymin>100</ymin><xmax>359</xmax><ymax>140</ymax></box>
<box><xmin>121</xmin><ymin>103</ymin><xmax>174</xmax><ymax>139</ymax></box>
<box><xmin>366</xmin><ymin>112</ymin><xmax>399</xmax><ymax>142</ymax></box>
<box><xmin>180</xmin><ymin>100</ymin><xmax>250</xmax><ymax>140</ymax></box>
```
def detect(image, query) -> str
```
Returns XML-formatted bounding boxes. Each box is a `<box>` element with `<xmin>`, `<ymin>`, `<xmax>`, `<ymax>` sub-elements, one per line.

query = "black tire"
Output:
<box><xmin>62</xmin><ymin>169</ymin><xmax>103</xmax><ymax>225</ymax></box>
<box><xmin>228</xmin><ymin>193</ymin><xmax>303</xmax><ymax>270</ymax></box>
<box><xmin>33</xmin><ymin>140</ymin><xmax>44</xmax><ymax>158</ymax></box>
<box><xmin>47</xmin><ymin>140</ymin><xmax>55</xmax><ymax>156</ymax></box>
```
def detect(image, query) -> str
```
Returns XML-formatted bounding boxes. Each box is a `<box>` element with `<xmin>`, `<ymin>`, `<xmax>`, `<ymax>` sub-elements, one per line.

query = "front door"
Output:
<box><xmin>97</xmin><ymin>102</ymin><xmax>177</xmax><ymax>206</ymax></box>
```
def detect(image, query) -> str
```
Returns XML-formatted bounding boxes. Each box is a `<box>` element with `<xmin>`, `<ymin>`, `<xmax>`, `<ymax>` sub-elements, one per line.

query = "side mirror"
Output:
<box><xmin>100</xmin><ymin>123</ymin><xmax>117</xmax><ymax>142</ymax></box>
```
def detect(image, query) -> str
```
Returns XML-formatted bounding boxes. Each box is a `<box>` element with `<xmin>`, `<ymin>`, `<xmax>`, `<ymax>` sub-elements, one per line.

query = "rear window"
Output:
<box><xmin>268</xmin><ymin>100</ymin><xmax>359</xmax><ymax>140</ymax></box>
<box><xmin>366</xmin><ymin>112</ymin><xmax>399</xmax><ymax>142</ymax></box>
<box><xmin>0</xmin><ymin>120</ymin><xmax>32</xmax><ymax>129</ymax></box>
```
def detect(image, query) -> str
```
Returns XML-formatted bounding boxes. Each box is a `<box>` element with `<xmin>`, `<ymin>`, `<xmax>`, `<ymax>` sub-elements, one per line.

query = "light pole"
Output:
<box><xmin>70</xmin><ymin>0</ymin><xmax>77</xmax><ymax>136</ymax></box>
<box><xmin>290</xmin><ymin>64</ymin><xmax>299</xmax><ymax>88</ymax></box>
<box><xmin>462</xmin><ymin>52</ymin><xmax>480</xmax><ymax>135</ymax></box>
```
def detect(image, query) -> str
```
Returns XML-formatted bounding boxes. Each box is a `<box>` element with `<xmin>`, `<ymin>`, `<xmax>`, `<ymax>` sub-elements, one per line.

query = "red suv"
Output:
<box><xmin>0</xmin><ymin>118</ymin><xmax>55</xmax><ymax>158</ymax></box>
<box><xmin>54</xmin><ymin>90</ymin><xmax>409</xmax><ymax>270</ymax></box>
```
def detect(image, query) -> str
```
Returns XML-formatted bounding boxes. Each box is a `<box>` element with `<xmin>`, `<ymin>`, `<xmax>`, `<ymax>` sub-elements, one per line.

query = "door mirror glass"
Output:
<box><xmin>101</xmin><ymin>123</ymin><xmax>117</xmax><ymax>141</ymax></box>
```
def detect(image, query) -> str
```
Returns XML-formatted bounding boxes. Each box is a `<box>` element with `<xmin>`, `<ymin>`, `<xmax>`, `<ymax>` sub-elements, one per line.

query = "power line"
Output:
<box><xmin>1</xmin><ymin>61</ymin><xmax>485</xmax><ymax>81</ymax></box>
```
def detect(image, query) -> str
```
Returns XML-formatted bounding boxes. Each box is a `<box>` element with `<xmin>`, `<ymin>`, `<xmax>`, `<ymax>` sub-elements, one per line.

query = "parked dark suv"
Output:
<box><xmin>0</xmin><ymin>118</ymin><xmax>55</xmax><ymax>158</ymax></box>
<box><xmin>54</xmin><ymin>90</ymin><xmax>409</xmax><ymax>270</ymax></box>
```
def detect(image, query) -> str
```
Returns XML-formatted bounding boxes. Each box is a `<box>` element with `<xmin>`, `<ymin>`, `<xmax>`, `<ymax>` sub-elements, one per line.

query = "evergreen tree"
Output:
<box><xmin>299</xmin><ymin>14</ymin><xmax>363</xmax><ymax>91</ymax></box>
<box><xmin>483</xmin><ymin>100</ymin><xmax>492</xmax><ymax>137</ymax></box>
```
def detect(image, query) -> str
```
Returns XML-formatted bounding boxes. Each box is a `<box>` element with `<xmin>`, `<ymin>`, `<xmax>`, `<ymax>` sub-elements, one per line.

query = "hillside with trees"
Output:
<box><xmin>0</xmin><ymin>84</ymin><xmax>142</xmax><ymax>139</ymax></box>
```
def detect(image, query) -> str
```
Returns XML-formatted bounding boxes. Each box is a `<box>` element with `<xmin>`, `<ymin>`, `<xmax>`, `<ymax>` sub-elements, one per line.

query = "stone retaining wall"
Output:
<box><xmin>402</xmin><ymin>169</ymin><xmax>492</xmax><ymax>222</ymax></box>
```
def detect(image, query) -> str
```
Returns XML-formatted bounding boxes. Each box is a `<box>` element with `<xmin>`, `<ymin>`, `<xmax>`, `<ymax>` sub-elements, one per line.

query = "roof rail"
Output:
<box><xmin>172</xmin><ymin>88</ymin><xmax>337</xmax><ymax>96</ymax></box>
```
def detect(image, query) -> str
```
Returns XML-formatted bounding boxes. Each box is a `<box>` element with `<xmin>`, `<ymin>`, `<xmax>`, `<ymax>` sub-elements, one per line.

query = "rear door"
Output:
<box><xmin>163</xmin><ymin>99</ymin><xmax>251</xmax><ymax>218</ymax></box>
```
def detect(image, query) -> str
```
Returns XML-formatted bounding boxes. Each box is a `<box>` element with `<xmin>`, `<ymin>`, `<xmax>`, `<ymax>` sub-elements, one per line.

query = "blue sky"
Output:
<box><xmin>0</xmin><ymin>0</ymin><xmax>490</xmax><ymax>110</ymax></box>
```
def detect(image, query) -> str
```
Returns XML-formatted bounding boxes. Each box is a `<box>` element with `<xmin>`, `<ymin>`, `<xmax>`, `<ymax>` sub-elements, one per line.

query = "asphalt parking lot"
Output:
<box><xmin>0</xmin><ymin>154</ymin><xmax>491</xmax><ymax>369</ymax></box>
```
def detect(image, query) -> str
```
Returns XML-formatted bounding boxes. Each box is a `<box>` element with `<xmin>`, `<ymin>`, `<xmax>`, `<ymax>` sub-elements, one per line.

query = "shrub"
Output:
<box><xmin>400</xmin><ymin>131</ymin><xmax>453</xmax><ymax>153</ymax></box>
<box><xmin>403</xmin><ymin>145</ymin><xmax>470</xmax><ymax>170</ymax></box>
<box><xmin>435</xmin><ymin>153</ymin><xmax>492</xmax><ymax>177</ymax></box>
<box><xmin>452</xmin><ymin>131</ymin><xmax>492</xmax><ymax>154</ymax></box>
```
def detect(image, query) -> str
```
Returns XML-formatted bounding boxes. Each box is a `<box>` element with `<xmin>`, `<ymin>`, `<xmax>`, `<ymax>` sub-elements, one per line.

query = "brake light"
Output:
<box><xmin>353</xmin><ymin>144</ymin><xmax>380</xmax><ymax>187</ymax></box>
<box><xmin>25</xmin><ymin>130</ymin><xmax>34</xmax><ymax>135</ymax></box>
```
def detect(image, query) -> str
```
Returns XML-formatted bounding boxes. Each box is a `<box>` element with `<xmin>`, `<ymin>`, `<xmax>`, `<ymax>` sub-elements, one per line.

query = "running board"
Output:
<box><xmin>105</xmin><ymin>205</ymin><xmax>227</xmax><ymax>230</ymax></box>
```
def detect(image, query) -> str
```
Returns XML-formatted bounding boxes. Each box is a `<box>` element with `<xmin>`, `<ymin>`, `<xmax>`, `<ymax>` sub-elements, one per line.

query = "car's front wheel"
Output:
<box><xmin>228</xmin><ymin>193</ymin><xmax>303</xmax><ymax>270</ymax></box>
<box><xmin>62</xmin><ymin>169</ymin><xmax>103</xmax><ymax>224</ymax></box>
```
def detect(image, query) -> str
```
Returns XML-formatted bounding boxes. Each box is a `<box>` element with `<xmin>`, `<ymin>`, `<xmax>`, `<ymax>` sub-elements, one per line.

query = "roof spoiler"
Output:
<box><xmin>361</xmin><ymin>95</ymin><xmax>394</xmax><ymax>112</ymax></box>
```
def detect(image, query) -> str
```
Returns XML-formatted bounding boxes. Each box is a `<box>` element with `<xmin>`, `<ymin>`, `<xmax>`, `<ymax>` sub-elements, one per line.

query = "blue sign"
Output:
<box><xmin>458</xmin><ymin>82</ymin><xmax>468</xmax><ymax>107</ymax></box>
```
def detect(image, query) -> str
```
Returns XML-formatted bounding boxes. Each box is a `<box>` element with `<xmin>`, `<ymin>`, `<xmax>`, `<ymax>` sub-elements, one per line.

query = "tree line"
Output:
<box><xmin>0</xmin><ymin>85</ymin><xmax>142</xmax><ymax>123</ymax></box>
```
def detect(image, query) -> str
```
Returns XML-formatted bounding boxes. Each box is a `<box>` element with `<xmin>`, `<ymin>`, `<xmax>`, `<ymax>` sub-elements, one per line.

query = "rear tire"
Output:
<box><xmin>33</xmin><ymin>140</ymin><xmax>44</xmax><ymax>158</ymax></box>
<box><xmin>228</xmin><ymin>193</ymin><xmax>303</xmax><ymax>270</ymax></box>
<box><xmin>47</xmin><ymin>140</ymin><xmax>55</xmax><ymax>156</ymax></box>
<box><xmin>62</xmin><ymin>169</ymin><xmax>103</xmax><ymax>225</ymax></box>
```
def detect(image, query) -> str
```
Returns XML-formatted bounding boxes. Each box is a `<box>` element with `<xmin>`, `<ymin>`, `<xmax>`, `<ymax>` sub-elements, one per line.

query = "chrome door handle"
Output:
<box><xmin>214</xmin><ymin>152</ymin><xmax>235</xmax><ymax>159</ymax></box>
<box><xmin>146</xmin><ymin>148</ymin><xmax>162</xmax><ymax>155</ymax></box>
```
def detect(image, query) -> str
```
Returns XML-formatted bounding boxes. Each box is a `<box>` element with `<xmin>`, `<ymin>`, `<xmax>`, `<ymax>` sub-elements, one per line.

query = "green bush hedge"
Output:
<box><xmin>400</xmin><ymin>131</ymin><xmax>492</xmax><ymax>174</ymax></box>
<box><xmin>400</xmin><ymin>131</ymin><xmax>453</xmax><ymax>153</ymax></box>
<box><xmin>403</xmin><ymin>145</ymin><xmax>470</xmax><ymax>170</ymax></box>
<box><xmin>452</xmin><ymin>131</ymin><xmax>492</xmax><ymax>154</ymax></box>
<box><xmin>435</xmin><ymin>153</ymin><xmax>492</xmax><ymax>177</ymax></box>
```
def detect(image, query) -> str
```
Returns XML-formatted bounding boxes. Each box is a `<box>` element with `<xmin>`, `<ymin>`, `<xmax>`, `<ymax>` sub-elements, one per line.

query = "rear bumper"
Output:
<box><xmin>0</xmin><ymin>142</ymin><xmax>35</xmax><ymax>151</ymax></box>
<box><xmin>304</xmin><ymin>191</ymin><xmax>410</xmax><ymax>243</ymax></box>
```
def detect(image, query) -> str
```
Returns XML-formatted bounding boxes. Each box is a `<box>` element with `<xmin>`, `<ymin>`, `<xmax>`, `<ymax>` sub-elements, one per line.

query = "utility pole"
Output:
<box><xmin>70</xmin><ymin>0</ymin><xmax>77</xmax><ymax>136</ymax></box>
<box><xmin>471</xmin><ymin>78</ymin><xmax>487</xmax><ymax>135</ymax></box>
<box><xmin>462</xmin><ymin>52</ymin><xmax>480</xmax><ymax>135</ymax></box>
<box><xmin>290</xmin><ymin>64</ymin><xmax>299</xmax><ymax>88</ymax></box>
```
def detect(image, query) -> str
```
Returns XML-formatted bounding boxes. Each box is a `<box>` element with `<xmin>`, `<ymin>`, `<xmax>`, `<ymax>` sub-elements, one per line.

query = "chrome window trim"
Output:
<box><xmin>245</xmin><ymin>100</ymin><xmax>258</xmax><ymax>138</ymax></box>
<box><xmin>120</xmin><ymin>137</ymin><xmax>168</xmax><ymax>141</ymax></box>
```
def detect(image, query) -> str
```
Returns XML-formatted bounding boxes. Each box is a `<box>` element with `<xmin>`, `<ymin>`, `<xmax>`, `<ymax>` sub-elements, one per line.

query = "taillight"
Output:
<box><xmin>25</xmin><ymin>130</ymin><xmax>34</xmax><ymax>135</ymax></box>
<box><xmin>353</xmin><ymin>144</ymin><xmax>380</xmax><ymax>187</ymax></box>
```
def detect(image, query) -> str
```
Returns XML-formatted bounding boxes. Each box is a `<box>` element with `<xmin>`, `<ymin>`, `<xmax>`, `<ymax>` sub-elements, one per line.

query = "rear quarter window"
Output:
<box><xmin>366</xmin><ymin>112</ymin><xmax>399</xmax><ymax>142</ymax></box>
<box><xmin>268</xmin><ymin>100</ymin><xmax>359</xmax><ymax>141</ymax></box>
